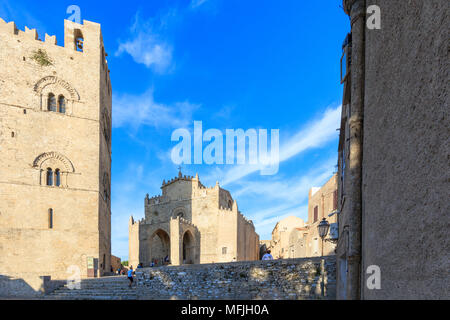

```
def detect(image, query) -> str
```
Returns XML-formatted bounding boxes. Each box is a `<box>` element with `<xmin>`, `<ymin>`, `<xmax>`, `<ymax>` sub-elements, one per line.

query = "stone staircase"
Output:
<box><xmin>45</xmin><ymin>275</ymin><xmax>143</xmax><ymax>300</ymax></box>
<box><xmin>45</xmin><ymin>257</ymin><xmax>336</xmax><ymax>300</ymax></box>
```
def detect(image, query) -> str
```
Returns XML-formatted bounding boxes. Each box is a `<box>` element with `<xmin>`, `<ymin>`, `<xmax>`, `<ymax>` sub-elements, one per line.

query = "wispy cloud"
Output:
<box><xmin>241</xmin><ymin>157</ymin><xmax>337</xmax><ymax>239</ymax></box>
<box><xmin>234</xmin><ymin>161</ymin><xmax>335</xmax><ymax>203</ymax></box>
<box><xmin>112</xmin><ymin>89</ymin><xmax>200</xmax><ymax>130</ymax></box>
<box><xmin>219</xmin><ymin>105</ymin><xmax>341</xmax><ymax>185</ymax></box>
<box><xmin>190</xmin><ymin>0</ymin><xmax>210</xmax><ymax>9</ymax></box>
<box><xmin>116</xmin><ymin>11</ymin><xmax>175</xmax><ymax>73</ymax></box>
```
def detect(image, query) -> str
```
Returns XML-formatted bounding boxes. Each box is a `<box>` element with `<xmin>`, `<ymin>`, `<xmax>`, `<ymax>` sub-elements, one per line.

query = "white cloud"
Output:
<box><xmin>190</xmin><ymin>0</ymin><xmax>209</xmax><ymax>9</ymax></box>
<box><xmin>112</xmin><ymin>89</ymin><xmax>199</xmax><ymax>130</ymax></box>
<box><xmin>240</xmin><ymin>157</ymin><xmax>337</xmax><ymax>239</ymax></box>
<box><xmin>234</xmin><ymin>162</ymin><xmax>335</xmax><ymax>203</ymax></box>
<box><xmin>220</xmin><ymin>105</ymin><xmax>341</xmax><ymax>185</ymax></box>
<box><xmin>115</xmin><ymin>12</ymin><xmax>174</xmax><ymax>73</ymax></box>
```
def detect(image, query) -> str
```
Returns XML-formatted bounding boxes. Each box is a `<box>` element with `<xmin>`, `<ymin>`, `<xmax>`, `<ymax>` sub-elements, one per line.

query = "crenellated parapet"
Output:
<box><xmin>129</xmin><ymin>215</ymin><xmax>146</xmax><ymax>226</ymax></box>
<box><xmin>0</xmin><ymin>17</ymin><xmax>60</xmax><ymax>47</ymax></box>
<box><xmin>238</xmin><ymin>211</ymin><xmax>255</xmax><ymax>227</ymax></box>
<box><xmin>146</xmin><ymin>194</ymin><xmax>165</xmax><ymax>205</ymax></box>
<box><xmin>161</xmin><ymin>174</ymin><xmax>200</xmax><ymax>188</ymax></box>
<box><xmin>0</xmin><ymin>18</ymin><xmax>110</xmax><ymax>75</ymax></box>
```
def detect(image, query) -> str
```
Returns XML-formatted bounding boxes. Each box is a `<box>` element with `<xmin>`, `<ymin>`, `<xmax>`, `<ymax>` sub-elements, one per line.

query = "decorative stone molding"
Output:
<box><xmin>34</xmin><ymin>76</ymin><xmax>80</xmax><ymax>101</ymax></box>
<box><xmin>33</xmin><ymin>152</ymin><xmax>75</xmax><ymax>188</ymax></box>
<box><xmin>33</xmin><ymin>151</ymin><xmax>75</xmax><ymax>172</ymax></box>
<box><xmin>172</xmin><ymin>207</ymin><xmax>186</xmax><ymax>218</ymax></box>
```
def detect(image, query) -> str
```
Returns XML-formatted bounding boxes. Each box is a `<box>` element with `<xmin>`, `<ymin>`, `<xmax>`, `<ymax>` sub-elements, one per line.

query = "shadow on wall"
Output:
<box><xmin>0</xmin><ymin>274</ymin><xmax>65</xmax><ymax>298</ymax></box>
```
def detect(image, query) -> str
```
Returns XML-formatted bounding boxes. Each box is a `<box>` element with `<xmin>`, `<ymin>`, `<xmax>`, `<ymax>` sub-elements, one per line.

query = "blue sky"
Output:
<box><xmin>1</xmin><ymin>0</ymin><xmax>349</xmax><ymax>260</ymax></box>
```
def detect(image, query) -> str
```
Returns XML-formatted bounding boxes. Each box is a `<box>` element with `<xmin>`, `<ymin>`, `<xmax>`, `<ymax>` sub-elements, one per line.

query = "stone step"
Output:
<box><xmin>48</xmin><ymin>295</ymin><xmax>138</xmax><ymax>300</ymax></box>
<box><xmin>51</xmin><ymin>289</ymin><xmax>140</xmax><ymax>294</ymax></box>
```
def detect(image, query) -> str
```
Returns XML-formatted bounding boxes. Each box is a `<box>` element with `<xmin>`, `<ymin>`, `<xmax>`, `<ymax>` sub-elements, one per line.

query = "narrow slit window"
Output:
<box><xmin>48</xmin><ymin>208</ymin><xmax>53</xmax><ymax>229</ymax></box>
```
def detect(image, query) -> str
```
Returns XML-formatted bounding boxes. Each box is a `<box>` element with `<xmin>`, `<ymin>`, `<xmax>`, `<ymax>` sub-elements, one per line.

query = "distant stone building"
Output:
<box><xmin>111</xmin><ymin>255</ymin><xmax>121</xmax><ymax>273</ymax></box>
<box><xmin>288</xmin><ymin>227</ymin><xmax>309</xmax><ymax>258</ymax></box>
<box><xmin>336</xmin><ymin>0</ymin><xmax>448</xmax><ymax>299</ymax></box>
<box><xmin>296</xmin><ymin>174</ymin><xmax>338</xmax><ymax>257</ymax></box>
<box><xmin>259</xmin><ymin>240</ymin><xmax>271</xmax><ymax>259</ymax></box>
<box><xmin>260</xmin><ymin>216</ymin><xmax>305</xmax><ymax>259</ymax></box>
<box><xmin>129</xmin><ymin>171</ymin><xmax>259</xmax><ymax>267</ymax></box>
<box><xmin>265</xmin><ymin>175</ymin><xmax>338</xmax><ymax>259</ymax></box>
<box><xmin>268</xmin><ymin>216</ymin><xmax>305</xmax><ymax>259</ymax></box>
<box><xmin>0</xmin><ymin>18</ymin><xmax>112</xmax><ymax>281</ymax></box>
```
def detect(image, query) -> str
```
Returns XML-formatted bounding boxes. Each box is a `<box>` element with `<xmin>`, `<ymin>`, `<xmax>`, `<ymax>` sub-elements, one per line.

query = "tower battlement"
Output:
<box><xmin>0</xmin><ymin>18</ymin><xmax>96</xmax><ymax>46</ymax></box>
<box><xmin>0</xmin><ymin>18</ymin><xmax>109</xmax><ymax>73</ymax></box>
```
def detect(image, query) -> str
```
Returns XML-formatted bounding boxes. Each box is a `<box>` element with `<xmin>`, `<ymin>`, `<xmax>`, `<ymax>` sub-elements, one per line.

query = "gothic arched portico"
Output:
<box><xmin>148</xmin><ymin>228</ymin><xmax>170</xmax><ymax>266</ymax></box>
<box><xmin>182</xmin><ymin>230</ymin><xmax>195</xmax><ymax>264</ymax></box>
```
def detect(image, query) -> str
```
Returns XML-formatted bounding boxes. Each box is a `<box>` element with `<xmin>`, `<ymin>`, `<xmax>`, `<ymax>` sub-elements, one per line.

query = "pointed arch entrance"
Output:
<box><xmin>149</xmin><ymin>229</ymin><xmax>170</xmax><ymax>266</ymax></box>
<box><xmin>182</xmin><ymin>230</ymin><xmax>195</xmax><ymax>264</ymax></box>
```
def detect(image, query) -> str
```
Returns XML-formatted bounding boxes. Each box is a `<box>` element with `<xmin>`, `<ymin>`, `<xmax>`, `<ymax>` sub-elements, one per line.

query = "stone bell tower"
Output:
<box><xmin>0</xmin><ymin>18</ymin><xmax>112</xmax><ymax>280</ymax></box>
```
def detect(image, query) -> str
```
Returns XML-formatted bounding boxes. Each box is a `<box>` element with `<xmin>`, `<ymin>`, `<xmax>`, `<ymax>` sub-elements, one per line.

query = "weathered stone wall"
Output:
<box><xmin>134</xmin><ymin>257</ymin><xmax>336</xmax><ymax>300</ymax></box>
<box><xmin>360</xmin><ymin>0</ymin><xmax>449</xmax><ymax>299</ymax></box>
<box><xmin>337</xmin><ymin>0</ymin><xmax>449</xmax><ymax>299</ymax></box>
<box><xmin>0</xmin><ymin>18</ymin><xmax>112</xmax><ymax>280</ymax></box>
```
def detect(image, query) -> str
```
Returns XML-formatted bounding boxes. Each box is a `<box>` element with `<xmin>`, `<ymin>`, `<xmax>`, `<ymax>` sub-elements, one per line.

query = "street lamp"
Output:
<box><xmin>318</xmin><ymin>218</ymin><xmax>330</xmax><ymax>243</ymax></box>
<box><xmin>317</xmin><ymin>218</ymin><xmax>330</xmax><ymax>297</ymax></box>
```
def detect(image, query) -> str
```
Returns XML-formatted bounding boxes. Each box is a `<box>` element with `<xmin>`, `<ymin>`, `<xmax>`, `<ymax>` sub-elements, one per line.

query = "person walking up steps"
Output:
<box><xmin>127</xmin><ymin>266</ymin><xmax>134</xmax><ymax>288</ymax></box>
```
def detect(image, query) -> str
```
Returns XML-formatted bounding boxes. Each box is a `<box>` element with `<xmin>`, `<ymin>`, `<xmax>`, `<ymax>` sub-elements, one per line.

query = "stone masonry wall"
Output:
<box><xmin>361</xmin><ymin>0</ymin><xmax>449</xmax><ymax>299</ymax></box>
<box><xmin>134</xmin><ymin>256</ymin><xmax>336</xmax><ymax>300</ymax></box>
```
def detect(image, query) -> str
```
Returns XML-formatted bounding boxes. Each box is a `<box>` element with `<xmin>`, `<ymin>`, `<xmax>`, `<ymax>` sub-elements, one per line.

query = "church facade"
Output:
<box><xmin>129</xmin><ymin>172</ymin><xmax>260</xmax><ymax>267</ymax></box>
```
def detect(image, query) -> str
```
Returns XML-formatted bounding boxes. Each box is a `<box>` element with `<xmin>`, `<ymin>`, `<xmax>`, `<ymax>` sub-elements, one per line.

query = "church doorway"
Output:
<box><xmin>149</xmin><ymin>229</ymin><xmax>170</xmax><ymax>266</ymax></box>
<box><xmin>182</xmin><ymin>231</ymin><xmax>195</xmax><ymax>264</ymax></box>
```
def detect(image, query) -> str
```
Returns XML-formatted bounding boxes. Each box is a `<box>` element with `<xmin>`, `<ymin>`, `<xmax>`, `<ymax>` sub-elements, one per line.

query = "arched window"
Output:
<box><xmin>48</xmin><ymin>208</ymin><xmax>53</xmax><ymax>229</ymax></box>
<box><xmin>55</xmin><ymin>169</ymin><xmax>61</xmax><ymax>187</ymax></box>
<box><xmin>46</xmin><ymin>168</ymin><xmax>53</xmax><ymax>186</ymax></box>
<box><xmin>48</xmin><ymin>93</ymin><xmax>56</xmax><ymax>112</ymax></box>
<box><xmin>58</xmin><ymin>95</ymin><xmax>66</xmax><ymax>114</ymax></box>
